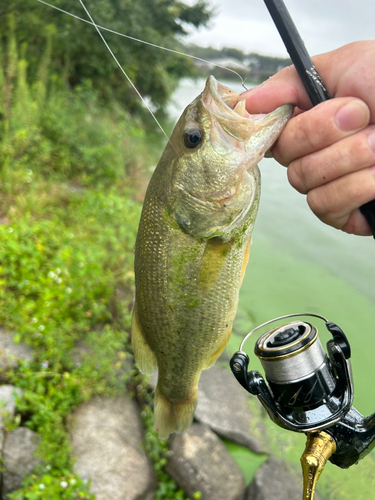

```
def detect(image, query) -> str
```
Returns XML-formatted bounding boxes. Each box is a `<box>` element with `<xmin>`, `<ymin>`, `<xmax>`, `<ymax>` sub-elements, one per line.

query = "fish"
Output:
<box><xmin>131</xmin><ymin>76</ymin><xmax>293</xmax><ymax>438</ymax></box>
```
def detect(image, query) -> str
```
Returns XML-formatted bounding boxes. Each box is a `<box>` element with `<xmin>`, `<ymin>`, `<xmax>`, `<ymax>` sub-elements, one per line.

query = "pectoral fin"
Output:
<box><xmin>131</xmin><ymin>304</ymin><xmax>157</xmax><ymax>375</ymax></box>
<box><xmin>240</xmin><ymin>236</ymin><xmax>252</xmax><ymax>285</ymax></box>
<box><xmin>198</xmin><ymin>238</ymin><xmax>232</xmax><ymax>291</ymax></box>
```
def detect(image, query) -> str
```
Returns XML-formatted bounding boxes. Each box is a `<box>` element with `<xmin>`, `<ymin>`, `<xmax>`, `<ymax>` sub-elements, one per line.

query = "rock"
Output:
<box><xmin>0</xmin><ymin>385</ymin><xmax>23</xmax><ymax>419</ymax></box>
<box><xmin>0</xmin><ymin>385</ymin><xmax>23</xmax><ymax>453</ymax></box>
<box><xmin>245</xmin><ymin>456</ymin><xmax>325</xmax><ymax>500</ymax></box>
<box><xmin>166</xmin><ymin>423</ymin><xmax>245</xmax><ymax>500</ymax></box>
<box><xmin>0</xmin><ymin>329</ymin><xmax>33</xmax><ymax>371</ymax></box>
<box><xmin>2</xmin><ymin>427</ymin><xmax>41</xmax><ymax>498</ymax></box>
<box><xmin>195</xmin><ymin>366</ymin><xmax>267</xmax><ymax>453</ymax></box>
<box><xmin>70</xmin><ymin>396</ymin><xmax>156</xmax><ymax>500</ymax></box>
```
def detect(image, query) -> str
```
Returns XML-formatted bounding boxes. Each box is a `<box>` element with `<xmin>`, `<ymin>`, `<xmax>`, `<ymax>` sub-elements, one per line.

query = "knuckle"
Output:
<box><xmin>287</xmin><ymin>160</ymin><xmax>308</xmax><ymax>193</ymax></box>
<box><xmin>306</xmin><ymin>188</ymin><xmax>341</xmax><ymax>228</ymax></box>
<box><xmin>306</xmin><ymin>188</ymin><xmax>326</xmax><ymax>218</ymax></box>
<box><xmin>294</xmin><ymin>116</ymin><xmax>320</xmax><ymax>152</ymax></box>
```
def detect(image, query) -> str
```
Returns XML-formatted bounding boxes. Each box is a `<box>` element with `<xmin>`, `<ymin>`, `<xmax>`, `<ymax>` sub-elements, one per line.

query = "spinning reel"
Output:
<box><xmin>230</xmin><ymin>313</ymin><xmax>375</xmax><ymax>500</ymax></box>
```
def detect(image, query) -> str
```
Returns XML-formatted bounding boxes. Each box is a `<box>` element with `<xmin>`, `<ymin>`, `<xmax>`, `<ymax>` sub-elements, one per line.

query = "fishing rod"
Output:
<box><xmin>230</xmin><ymin>2</ymin><xmax>375</xmax><ymax>500</ymax></box>
<box><xmin>263</xmin><ymin>0</ymin><xmax>375</xmax><ymax>238</ymax></box>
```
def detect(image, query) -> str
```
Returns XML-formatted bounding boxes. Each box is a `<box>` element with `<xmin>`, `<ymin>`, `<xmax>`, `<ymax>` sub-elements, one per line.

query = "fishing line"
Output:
<box><xmin>35</xmin><ymin>0</ymin><xmax>247</xmax><ymax>87</ymax></box>
<box><xmin>77</xmin><ymin>0</ymin><xmax>179</xmax><ymax>155</ymax></box>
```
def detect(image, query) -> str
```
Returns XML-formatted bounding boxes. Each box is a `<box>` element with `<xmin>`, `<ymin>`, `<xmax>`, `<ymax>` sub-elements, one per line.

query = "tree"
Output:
<box><xmin>0</xmin><ymin>0</ymin><xmax>213</xmax><ymax>112</ymax></box>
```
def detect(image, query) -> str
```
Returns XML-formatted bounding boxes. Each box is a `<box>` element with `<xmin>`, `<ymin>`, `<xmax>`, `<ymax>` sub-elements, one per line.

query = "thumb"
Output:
<box><xmin>241</xmin><ymin>65</ymin><xmax>313</xmax><ymax>114</ymax></box>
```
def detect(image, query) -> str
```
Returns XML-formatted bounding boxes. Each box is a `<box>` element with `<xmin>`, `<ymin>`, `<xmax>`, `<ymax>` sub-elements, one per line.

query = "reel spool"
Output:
<box><xmin>230</xmin><ymin>313</ymin><xmax>353</xmax><ymax>432</ymax></box>
<box><xmin>254</xmin><ymin>321</ymin><xmax>336</xmax><ymax>412</ymax></box>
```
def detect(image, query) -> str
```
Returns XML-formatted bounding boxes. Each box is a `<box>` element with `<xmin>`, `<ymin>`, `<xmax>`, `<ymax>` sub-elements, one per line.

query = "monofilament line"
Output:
<box><xmin>77</xmin><ymin>0</ymin><xmax>178</xmax><ymax>154</ymax></box>
<box><xmin>36</xmin><ymin>0</ymin><xmax>246</xmax><ymax>86</ymax></box>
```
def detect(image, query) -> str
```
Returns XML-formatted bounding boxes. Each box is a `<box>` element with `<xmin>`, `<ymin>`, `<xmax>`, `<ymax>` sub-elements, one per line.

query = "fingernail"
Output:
<box><xmin>368</xmin><ymin>128</ymin><xmax>375</xmax><ymax>153</ymax></box>
<box><xmin>335</xmin><ymin>100</ymin><xmax>370</xmax><ymax>132</ymax></box>
<box><xmin>240</xmin><ymin>80</ymin><xmax>266</xmax><ymax>97</ymax></box>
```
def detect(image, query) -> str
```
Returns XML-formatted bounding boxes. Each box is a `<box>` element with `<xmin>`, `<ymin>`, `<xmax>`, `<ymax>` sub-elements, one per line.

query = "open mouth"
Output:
<box><xmin>202</xmin><ymin>76</ymin><xmax>293</xmax><ymax>143</ymax></box>
<box><xmin>215</xmin><ymin>87</ymin><xmax>267</xmax><ymax>122</ymax></box>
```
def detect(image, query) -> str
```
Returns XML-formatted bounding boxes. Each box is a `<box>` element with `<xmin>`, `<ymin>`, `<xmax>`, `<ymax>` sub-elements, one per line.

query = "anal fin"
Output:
<box><xmin>240</xmin><ymin>236</ymin><xmax>252</xmax><ymax>286</ymax></box>
<box><xmin>131</xmin><ymin>304</ymin><xmax>157</xmax><ymax>375</ymax></box>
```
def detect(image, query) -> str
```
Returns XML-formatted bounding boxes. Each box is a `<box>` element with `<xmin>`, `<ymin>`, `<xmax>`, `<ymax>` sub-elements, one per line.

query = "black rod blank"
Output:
<box><xmin>263</xmin><ymin>0</ymin><xmax>330</xmax><ymax>105</ymax></box>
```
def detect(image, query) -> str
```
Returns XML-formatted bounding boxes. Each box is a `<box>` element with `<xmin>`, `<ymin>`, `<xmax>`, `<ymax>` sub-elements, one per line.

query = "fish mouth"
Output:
<box><xmin>202</xmin><ymin>75</ymin><xmax>293</xmax><ymax>145</ymax></box>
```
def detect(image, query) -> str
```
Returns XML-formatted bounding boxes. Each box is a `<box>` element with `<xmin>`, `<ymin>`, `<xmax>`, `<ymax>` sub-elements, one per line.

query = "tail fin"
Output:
<box><xmin>154</xmin><ymin>385</ymin><xmax>197</xmax><ymax>439</ymax></box>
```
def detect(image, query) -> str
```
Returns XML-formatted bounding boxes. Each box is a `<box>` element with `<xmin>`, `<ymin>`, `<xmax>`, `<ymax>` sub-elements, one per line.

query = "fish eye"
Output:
<box><xmin>183</xmin><ymin>128</ymin><xmax>203</xmax><ymax>149</ymax></box>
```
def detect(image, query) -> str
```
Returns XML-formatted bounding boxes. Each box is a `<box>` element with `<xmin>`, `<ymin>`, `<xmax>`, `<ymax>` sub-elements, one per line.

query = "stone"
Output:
<box><xmin>70</xmin><ymin>396</ymin><xmax>156</xmax><ymax>500</ymax></box>
<box><xmin>195</xmin><ymin>366</ymin><xmax>268</xmax><ymax>453</ymax></box>
<box><xmin>166</xmin><ymin>423</ymin><xmax>245</xmax><ymax>500</ymax></box>
<box><xmin>245</xmin><ymin>456</ymin><xmax>325</xmax><ymax>500</ymax></box>
<box><xmin>0</xmin><ymin>385</ymin><xmax>23</xmax><ymax>453</ymax></box>
<box><xmin>2</xmin><ymin>427</ymin><xmax>41</xmax><ymax>498</ymax></box>
<box><xmin>0</xmin><ymin>385</ymin><xmax>23</xmax><ymax>418</ymax></box>
<box><xmin>0</xmin><ymin>329</ymin><xmax>33</xmax><ymax>371</ymax></box>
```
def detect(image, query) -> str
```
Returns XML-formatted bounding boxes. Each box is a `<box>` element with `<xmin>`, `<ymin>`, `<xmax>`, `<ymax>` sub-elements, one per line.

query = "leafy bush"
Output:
<box><xmin>0</xmin><ymin>16</ymin><xmax>152</xmax><ymax>188</ymax></box>
<box><xmin>0</xmin><ymin>189</ymin><xmax>141</xmax><ymax>352</ymax></box>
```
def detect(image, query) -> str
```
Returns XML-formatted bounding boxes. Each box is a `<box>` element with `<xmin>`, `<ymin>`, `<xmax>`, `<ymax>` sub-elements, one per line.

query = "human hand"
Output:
<box><xmin>242</xmin><ymin>41</ymin><xmax>375</xmax><ymax>236</ymax></box>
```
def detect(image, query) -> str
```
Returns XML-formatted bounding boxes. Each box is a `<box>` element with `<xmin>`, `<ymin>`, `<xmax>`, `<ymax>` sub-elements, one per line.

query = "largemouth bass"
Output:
<box><xmin>132</xmin><ymin>76</ymin><xmax>292</xmax><ymax>438</ymax></box>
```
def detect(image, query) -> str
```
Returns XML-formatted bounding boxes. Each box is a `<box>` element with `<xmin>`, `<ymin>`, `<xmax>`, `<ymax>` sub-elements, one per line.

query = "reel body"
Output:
<box><xmin>231</xmin><ymin>315</ymin><xmax>353</xmax><ymax>433</ymax></box>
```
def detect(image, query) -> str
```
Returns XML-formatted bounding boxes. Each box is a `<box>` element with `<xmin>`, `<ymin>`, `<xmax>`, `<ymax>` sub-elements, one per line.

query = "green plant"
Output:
<box><xmin>8</xmin><ymin>468</ymin><xmax>94</xmax><ymax>500</ymax></box>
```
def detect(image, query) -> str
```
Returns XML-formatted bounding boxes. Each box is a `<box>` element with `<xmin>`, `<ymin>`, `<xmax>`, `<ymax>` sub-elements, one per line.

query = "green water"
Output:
<box><xmin>170</xmin><ymin>79</ymin><xmax>375</xmax><ymax>500</ymax></box>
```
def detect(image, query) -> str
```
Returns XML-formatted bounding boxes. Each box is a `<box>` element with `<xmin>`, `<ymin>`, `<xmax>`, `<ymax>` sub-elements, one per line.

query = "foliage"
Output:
<box><xmin>185</xmin><ymin>43</ymin><xmax>247</xmax><ymax>62</ymax></box>
<box><xmin>1</xmin><ymin>0</ymin><xmax>213</xmax><ymax>112</ymax></box>
<box><xmin>0</xmin><ymin>19</ymin><xmax>151</xmax><ymax>187</ymax></box>
<box><xmin>8</xmin><ymin>469</ymin><xmax>95</xmax><ymax>500</ymax></box>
